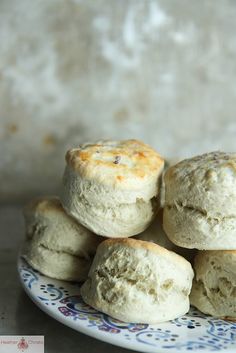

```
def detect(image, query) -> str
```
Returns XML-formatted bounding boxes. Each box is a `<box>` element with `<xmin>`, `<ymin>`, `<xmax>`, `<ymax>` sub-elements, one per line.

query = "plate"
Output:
<box><xmin>18</xmin><ymin>256</ymin><xmax>236</xmax><ymax>353</ymax></box>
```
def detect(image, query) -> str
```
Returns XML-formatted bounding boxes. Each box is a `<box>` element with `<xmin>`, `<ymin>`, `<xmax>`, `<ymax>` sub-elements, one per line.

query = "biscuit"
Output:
<box><xmin>190</xmin><ymin>251</ymin><xmax>236</xmax><ymax>318</ymax></box>
<box><xmin>135</xmin><ymin>210</ymin><xmax>197</xmax><ymax>263</ymax></box>
<box><xmin>163</xmin><ymin>151</ymin><xmax>236</xmax><ymax>249</ymax></box>
<box><xmin>81</xmin><ymin>238</ymin><xmax>194</xmax><ymax>323</ymax></box>
<box><xmin>23</xmin><ymin>240</ymin><xmax>91</xmax><ymax>281</ymax></box>
<box><xmin>23</xmin><ymin>196</ymin><xmax>101</xmax><ymax>281</ymax></box>
<box><xmin>61</xmin><ymin>140</ymin><xmax>164</xmax><ymax>237</ymax></box>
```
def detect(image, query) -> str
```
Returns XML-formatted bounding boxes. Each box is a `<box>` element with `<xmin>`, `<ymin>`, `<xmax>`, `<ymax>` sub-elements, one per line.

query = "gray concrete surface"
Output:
<box><xmin>1</xmin><ymin>0</ymin><xmax>236</xmax><ymax>201</ymax></box>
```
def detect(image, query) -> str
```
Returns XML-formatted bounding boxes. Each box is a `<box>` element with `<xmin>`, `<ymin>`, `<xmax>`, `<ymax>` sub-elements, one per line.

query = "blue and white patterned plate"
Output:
<box><xmin>18</xmin><ymin>256</ymin><xmax>236</xmax><ymax>353</ymax></box>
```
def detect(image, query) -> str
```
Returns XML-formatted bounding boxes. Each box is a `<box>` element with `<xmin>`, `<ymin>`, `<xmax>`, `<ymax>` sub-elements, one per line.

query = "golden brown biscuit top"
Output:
<box><xmin>99</xmin><ymin>238</ymin><xmax>192</xmax><ymax>269</ymax></box>
<box><xmin>65</xmin><ymin>139</ymin><xmax>164</xmax><ymax>185</ymax></box>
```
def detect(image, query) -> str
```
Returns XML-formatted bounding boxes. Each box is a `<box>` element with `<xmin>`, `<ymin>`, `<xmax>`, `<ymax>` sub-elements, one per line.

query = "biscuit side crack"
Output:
<box><xmin>38</xmin><ymin>243</ymin><xmax>89</xmax><ymax>261</ymax></box>
<box><xmin>166</xmin><ymin>202</ymin><xmax>236</xmax><ymax>222</ymax></box>
<box><xmin>193</xmin><ymin>277</ymin><xmax>236</xmax><ymax>313</ymax></box>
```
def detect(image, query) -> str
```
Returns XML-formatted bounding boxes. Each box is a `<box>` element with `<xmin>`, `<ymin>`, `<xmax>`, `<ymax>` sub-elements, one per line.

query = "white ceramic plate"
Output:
<box><xmin>18</xmin><ymin>256</ymin><xmax>236</xmax><ymax>353</ymax></box>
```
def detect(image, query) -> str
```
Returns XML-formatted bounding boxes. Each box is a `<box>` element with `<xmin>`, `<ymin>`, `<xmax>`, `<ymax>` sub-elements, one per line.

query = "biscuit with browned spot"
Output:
<box><xmin>81</xmin><ymin>238</ymin><xmax>193</xmax><ymax>323</ymax></box>
<box><xmin>163</xmin><ymin>151</ymin><xmax>236</xmax><ymax>249</ymax></box>
<box><xmin>61</xmin><ymin>140</ymin><xmax>164</xmax><ymax>237</ymax></box>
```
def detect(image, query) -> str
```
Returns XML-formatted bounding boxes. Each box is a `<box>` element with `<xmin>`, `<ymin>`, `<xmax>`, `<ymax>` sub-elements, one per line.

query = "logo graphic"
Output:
<box><xmin>17</xmin><ymin>337</ymin><xmax>29</xmax><ymax>352</ymax></box>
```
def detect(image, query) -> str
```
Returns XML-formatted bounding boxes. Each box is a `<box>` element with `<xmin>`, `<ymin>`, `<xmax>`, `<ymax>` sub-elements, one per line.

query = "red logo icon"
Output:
<box><xmin>17</xmin><ymin>338</ymin><xmax>29</xmax><ymax>352</ymax></box>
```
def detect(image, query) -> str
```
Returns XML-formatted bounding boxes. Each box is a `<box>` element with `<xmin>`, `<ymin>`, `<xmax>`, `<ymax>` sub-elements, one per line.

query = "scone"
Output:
<box><xmin>23</xmin><ymin>196</ymin><xmax>101</xmax><ymax>281</ymax></box>
<box><xmin>61</xmin><ymin>139</ymin><xmax>164</xmax><ymax>237</ymax></box>
<box><xmin>190</xmin><ymin>251</ymin><xmax>236</xmax><ymax>319</ymax></box>
<box><xmin>135</xmin><ymin>210</ymin><xmax>197</xmax><ymax>263</ymax></box>
<box><xmin>163</xmin><ymin>151</ymin><xmax>236</xmax><ymax>249</ymax></box>
<box><xmin>81</xmin><ymin>238</ymin><xmax>194</xmax><ymax>323</ymax></box>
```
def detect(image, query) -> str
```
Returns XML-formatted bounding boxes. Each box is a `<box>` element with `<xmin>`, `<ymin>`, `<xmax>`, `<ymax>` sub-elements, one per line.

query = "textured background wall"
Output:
<box><xmin>1</xmin><ymin>0</ymin><xmax>236</xmax><ymax>201</ymax></box>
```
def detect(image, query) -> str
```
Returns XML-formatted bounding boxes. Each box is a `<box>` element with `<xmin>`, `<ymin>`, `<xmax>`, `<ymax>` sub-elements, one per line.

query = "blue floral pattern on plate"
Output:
<box><xmin>18</xmin><ymin>257</ymin><xmax>236</xmax><ymax>353</ymax></box>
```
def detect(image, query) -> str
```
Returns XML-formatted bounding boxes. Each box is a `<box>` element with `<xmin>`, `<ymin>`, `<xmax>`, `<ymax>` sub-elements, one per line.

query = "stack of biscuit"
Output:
<box><xmin>23</xmin><ymin>140</ymin><xmax>236</xmax><ymax>323</ymax></box>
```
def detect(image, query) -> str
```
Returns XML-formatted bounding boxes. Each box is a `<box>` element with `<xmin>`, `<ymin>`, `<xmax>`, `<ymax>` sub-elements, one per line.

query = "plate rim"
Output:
<box><xmin>17</xmin><ymin>255</ymin><xmax>236</xmax><ymax>353</ymax></box>
<box><xmin>17</xmin><ymin>255</ymin><xmax>156</xmax><ymax>353</ymax></box>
